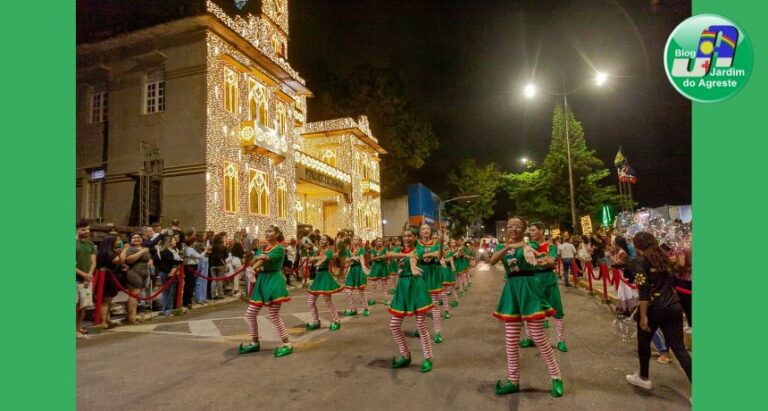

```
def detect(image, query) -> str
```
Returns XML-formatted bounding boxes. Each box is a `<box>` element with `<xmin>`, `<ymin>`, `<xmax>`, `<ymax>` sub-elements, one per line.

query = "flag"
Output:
<box><xmin>619</xmin><ymin>163</ymin><xmax>637</xmax><ymax>184</ymax></box>
<box><xmin>614</xmin><ymin>148</ymin><xmax>625</xmax><ymax>168</ymax></box>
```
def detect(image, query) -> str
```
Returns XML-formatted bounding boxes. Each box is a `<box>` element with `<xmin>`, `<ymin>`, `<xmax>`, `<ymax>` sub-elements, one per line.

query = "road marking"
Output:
<box><xmin>188</xmin><ymin>320</ymin><xmax>223</xmax><ymax>338</ymax></box>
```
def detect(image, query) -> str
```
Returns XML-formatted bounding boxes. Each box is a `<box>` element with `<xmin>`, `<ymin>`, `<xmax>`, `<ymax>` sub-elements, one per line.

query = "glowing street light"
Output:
<box><xmin>521</xmin><ymin>157</ymin><xmax>528</xmax><ymax>164</ymax></box>
<box><xmin>524</xmin><ymin>84</ymin><xmax>536</xmax><ymax>98</ymax></box>
<box><xmin>595</xmin><ymin>71</ymin><xmax>608</xmax><ymax>86</ymax></box>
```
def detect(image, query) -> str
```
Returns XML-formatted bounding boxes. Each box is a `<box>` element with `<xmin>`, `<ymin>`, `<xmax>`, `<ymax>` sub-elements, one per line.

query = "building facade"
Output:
<box><xmin>76</xmin><ymin>0</ymin><xmax>383</xmax><ymax>240</ymax></box>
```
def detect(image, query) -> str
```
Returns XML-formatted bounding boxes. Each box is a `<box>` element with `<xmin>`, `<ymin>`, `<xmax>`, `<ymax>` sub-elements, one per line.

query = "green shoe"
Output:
<box><xmin>450</xmin><ymin>301</ymin><xmax>459</xmax><ymax>308</ymax></box>
<box><xmin>459</xmin><ymin>291</ymin><xmax>465</xmax><ymax>297</ymax></box>
<box><xmin>368</xmin><ymin>299</ymin><xmax>376</xmax><ymax>306</ymax></box>
<box><xmin>557</xmin><ymin>341</ymin><xmax>568</xmax><ymax>352</ymax></box>
<box><xmin>434</xmin><ymin>332</ymin><xmax>443</xmax><ymax>344</ymax></box>
<box><xmin>389</xmin><ymin>288</ymin><xmax>396</xmax><ymax>294</ymax></box>
<box><xmin>519</xmin><ymin>338</ymin><xmax>535</xmax><ymax>348</ymax></box>
<box><xmin>391</xmin><ymin>355</ymin><xmax>412</xmax><ymax>368</ymax></box>
<box><xmin>305</xmin><ymin>321</ymin><xmax>321</xmax><ymax>331</ymax></box>
<box><xmin>383</xmin><ymin>299</ymin><xmax>390</xmax><ymax>306</ymax></box>
<box><xmin>273</xmin><ymin>344</ymin><xmax>294</xmax><ymax>358</ymax></box>
<box><xmin>343</xmin><ymin>309</ymin><xmax>358</xmax><ymax>317</ymax></box>
<box><xmin>544</xmin><ymin>319</ymin><xmax>550</xmax><ymax>329</ymax></box>
<box><xmin>420</xmin><ymin>358</ymin><xmax>433</xmax><ymax>373</ymax></box>
<box><xmin>442</xmin><ymin>311</ymin><xmax>451</xmax><ymax>320</ymax></box>
<box><xmin>363</xmin><ymin>308</ymin><xmax>370</xmax><ymax>317</ymax></box>
<box><xmin>238</xmin><ymin>342</ymin><xmax>260</xmax><ymax>355</ymax></box>
<box><xmin>494</xmin><ymin>380</ymin><xmax>520</xmax><ymax>395</ymax></box>
<box><xmin>551</xmin><ymin>378</ymin><xmax>564</xmax><ymax>397</ymax></box>
<box><xmin>329</xmin><ymin>321</ymin><xmax>341</xmax><ymax>331</ymax></box>
<box><xmin>411</xmin><ymin>330</ymin><xmax>420</xmax><ymax>338</ymax></box>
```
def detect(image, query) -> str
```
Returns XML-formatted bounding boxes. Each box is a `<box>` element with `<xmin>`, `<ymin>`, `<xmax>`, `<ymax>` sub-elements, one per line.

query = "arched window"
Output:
<box><xmin>248</xmin><ymin>79</ymin><xmax>269</xmax><ymax>127</ymax></box>
<box><xmin>295</xmin><ymin>200</ymin><xmax>305</xmax><ymax>223</ymax></box>
<box><xmin>248</xmin><ymin>169</ymin><xmax>269</xmax><ymax>215</ymax></box>
<box><xmin>223</xmin><ymin>162</ymin><xmax>238</xmax><ymax>213</ymax></box>
<box><xmin>277</xmin><ymin>177</ymin><xmax>287</xmax><ymax>219</ymax></box>
<box><xmin>276</xmin><ymin>102</ymin><xmax>287</xmax><ymax>136</ymax></box>
<box><xmin>224</xmin><ymin>67</ymin><xmax>238</xmax><ymax>114</ymax></box>
<box><xmin>321</xmin><ymin>150</ymin><xmax>337</xmax><ymax>167</ymax></box>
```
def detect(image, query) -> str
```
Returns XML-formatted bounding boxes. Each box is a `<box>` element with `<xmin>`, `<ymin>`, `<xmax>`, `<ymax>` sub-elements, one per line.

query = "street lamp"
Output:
<box><xmin>524</xmin><ymin>71</ymin><xmax>609</xmax><ymax>233</ymax></box>
<box><xmin>520</xmin><ymin>157</ymin><xmax>528</xmax><ymax>164</ymax></box>
<box><xmin>437</xmin><ymin>194</ymin><xmax>480</xmax><ymax>242</ymax></box>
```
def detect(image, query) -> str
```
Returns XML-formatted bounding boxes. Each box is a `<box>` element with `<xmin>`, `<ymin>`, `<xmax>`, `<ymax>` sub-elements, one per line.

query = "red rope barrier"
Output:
<box><xmin>183</xmin><ymin>263</ymin><xmax>248</xmax><ymax>281</ymax></box>
<box><xmin>675</xmin><ymin>286</ymin><xmax>692</xmax><ymax>295</ymax></box>
<box><xmin>599</xmin><ymin>263</ymin><xmax>609</xmax><ymax>302</ymax></box>
<box><xmin>586</xmin><ymin>262</ymin><xmax>593</xmax><ymax>293</ymax></box>
<box><xmin>616</xmin><ymin>272</ymin><xmax>639</xmax><ymax>290</ymax></box>
<box><xmin>108</xmin><ymin>270</ymin><xmax>178</xmax><ymax>301</ymax></box>
<box><xmin>176</xmin><ymin>265</ymin><xmax>184</xmax><ymax>308</ymax></box>
<box><xmin>588</xmin><ymin>262</ymin><xmax>601</xmax><ymax>281</ymax></box>
<box><xmin>571</xmin><ymin>259</ymin><xmax>579</xmax><ymax>286</ymax></box>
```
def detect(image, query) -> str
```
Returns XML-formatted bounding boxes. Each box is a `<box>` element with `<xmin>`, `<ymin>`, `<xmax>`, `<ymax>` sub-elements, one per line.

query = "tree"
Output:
<box><xmin>503</xmin><ymin>104</ymin><xmax>620</xmax><ymax>232</ymax></box>
<box><xmin>444</xmin><ymin>159</ymin><xmax>501</xmax><ymax>238</ymax></box>
<box><xmin>320</xmin><ymin>65</ymin><xmax>439</xmax><ymax>196</ymax></box>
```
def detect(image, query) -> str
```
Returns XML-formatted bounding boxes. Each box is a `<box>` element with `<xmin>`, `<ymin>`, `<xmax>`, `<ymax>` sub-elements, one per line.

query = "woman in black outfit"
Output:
<box><xmin>157</xmin><ymin>234</ymin><xmax>182</xmax><ymax>315</ymax></box>
<box><xmin>625</xmin><ymin>232</ymin><xmax>692</xmax><ymax>391</ymax></box>
<box><xmin>95</xmin><ymin>234</ymin><xmax>125</xmax><ymax>328</ymax></box>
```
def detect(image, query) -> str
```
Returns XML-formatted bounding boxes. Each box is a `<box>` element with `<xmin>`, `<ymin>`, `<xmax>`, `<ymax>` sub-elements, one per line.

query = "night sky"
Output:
<box><xmin>289</xmin><ymin>0</ymin><xmax>692</xmax><ymax>218</ymax></box>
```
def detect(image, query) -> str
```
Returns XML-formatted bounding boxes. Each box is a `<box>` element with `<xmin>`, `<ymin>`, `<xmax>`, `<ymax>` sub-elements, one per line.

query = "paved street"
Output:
<box><xmin>77</xmin><ymin>263</ymin><xmax>691</xmax><ymax>410</ymax></box>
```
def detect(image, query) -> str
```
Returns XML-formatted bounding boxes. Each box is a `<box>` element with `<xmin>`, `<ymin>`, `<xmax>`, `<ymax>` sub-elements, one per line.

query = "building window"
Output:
<box><xmin>223</xmin><ymin>162</ymin><xmax>239</xmax><ymax>213</ymax></box>
<box><xmin>272</xmin><ymin>34</ymin><xmax>281</xmax><ymax>56</ymax></box>
<box><xmin>224</xmin><ymin>67</ymin><xmax>238</xmax><ymax>114</ymax></box>
<box><xmin>277</xmin><ymin>178</ymin><xmax>288</xmax><ymax>219</ymax></box>
<box><xmin>90</xmin><ymin>90</ymin><xmax>108</xmax><ymax>123</ymax></box>
<box><xmin>84</xmin><ymin>178</ymin><xmax>104</xmax><ymax>221</ymax></box>
<box><xmin>321</xmin><ymin>150</ymin><xmax>337</xmax><ymax>167</ymax></box>
<box><xmin>249</xmin><ymin>169</ymin><xmax>269</xmax><ymax>215</ymax></box>
<box><xmin>276</xmin><ymin>102</ymin><xmax>287</xmax><ymax>136</ymax></box>
<box><xmin>144</xmin><ymin>69</ymin><xmax>165</xmax><ymax>114</ymax></box>
<box><xmin>249</xmin><ymin>79</ymin><xmax>269</xmax><ymax>127</ymax></box>
<box><xmin>295</xmin><ymin>200</ymin><xmax>305</xmax><ymax>223</ymax></box>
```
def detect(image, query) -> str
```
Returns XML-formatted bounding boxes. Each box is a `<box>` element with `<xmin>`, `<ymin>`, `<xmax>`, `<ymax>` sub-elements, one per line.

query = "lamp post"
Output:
<box><xmin>524</xmin><ymin>71</ymin><xmax>609</xmax><ymax>233</ymax></box>
<box><xmin>437</xmin><ymin>194</ymin><xmax>480</xmax><ymax>251</ymax></box>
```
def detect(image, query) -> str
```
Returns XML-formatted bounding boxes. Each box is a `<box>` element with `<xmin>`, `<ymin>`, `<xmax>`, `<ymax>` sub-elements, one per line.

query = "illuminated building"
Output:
<box><xmin>76</xmin><ymin>0</ymin><xmax>383</xmax><ymax>239</ymax></box>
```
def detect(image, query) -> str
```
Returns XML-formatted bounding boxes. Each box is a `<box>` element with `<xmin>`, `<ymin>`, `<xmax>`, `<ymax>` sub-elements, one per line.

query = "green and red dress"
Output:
<box><xmin>493</xmin><ymin>243</ymin><xmax>555</xmax><ymax>322</ymax></box>
<box><xmin>440</xmin><ymin>248</ymin><xmax>457</xmax><ymax>286</ymax></box>
<box><xmin>416</xmin><ymin>240</ymin><xmax>443</xmax><ymax>294</ymax></box>
<box><xmin>388</xmin><ymin>247</ymin><xmax>434</xmax><ymax>317</ymax></box>
<box><xmin>344</xmin><ymin>246</ymin><xmax>368</xmax><ymax>289</ymax></box>
<box><xmin>530</xmin><ymin>240</ymin><xmax>565</xmax><ymax>319</ymax></box>
<box><xmin>308</xmin><ymin>248</ymin><xmax>343</xmax><ymax>295</ymax></box>
<box><xmin>387</xmin><ymin>246</ymin><xmax>400</xmax><ymax>276</ymax></box>
<box><xmin>368</xmin><ymin>246</ymin><xmax>389</xmax><ymax>281</ymax></box>
<box><xmin>249</xmin><ymin>244</ymin><xmax>291</xmax><ymax>307</ymax></box>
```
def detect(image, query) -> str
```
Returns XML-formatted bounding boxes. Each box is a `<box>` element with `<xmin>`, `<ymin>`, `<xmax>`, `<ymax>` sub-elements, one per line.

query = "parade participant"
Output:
<box><xmin>387</xmin><ymin>228</ymin><xmax>435</xmax><ymax>373</ymax></box>
<box><xmin>305</xmin><ymin>235</ymin><xmax>342</xmax><ymax>331</ymax></box>
<box><xmin>454</xmin><ymin>239</ymin><xmax>468</xmax><ymax>295</ymax></box>
<box><xmin>416</xmin><ymin>224</ymin><xmax>446</xmax><ymax>343</ymax></box>
<box><xmin>625</xmin><ymin>232</ymin><xmax>691</xmax><ymax>390</ymax></box>
<box><xmin>490</xmin><ymin>217</ymin><xmax>563</xmax><ymax>397</ymax></box>
<box><xmin>238</xmin><ymin>225</ymin><xmax>293</xmax><ymax>358</ymax></box>
<box><xmin>519</xmin><ymin>222</ymin><xmax>568</xmax><ymax>353</ymax></box>
<box><xmin>367</xmin><ymin>238</ymin><xmax>390</xmax><ymax>305</ymax></box>
<box><xmin>387</xmin><ymin>237</ymin><xmax>402</xmax><ymax>295</ymax></box>
<box><xmin>438</xmin><ymin>239</ymin><xmax>459</xmax><ymax>319</ymax></box>
<box><xmin>342</xmin><ymin>235</ymin><xmax>369</xmax><ymax>317</ymax></box>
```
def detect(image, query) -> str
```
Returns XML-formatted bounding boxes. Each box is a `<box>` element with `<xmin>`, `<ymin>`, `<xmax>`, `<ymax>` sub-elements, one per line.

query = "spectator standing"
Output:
<box><xmin>227</xmin><ymin>242</ymin><xmax>245</xmax><ymax>297</ymax></box>
<box><xmin>209</xmin><ymin>233</ymin><xmax>229</xmax><ymax>300</ymax></box>
<box><xmin>96</xmin><ymin>234</ymin><xmax>125</xmax><ymax>328</ymax></box>
<box><xmin>121</xmin><ymin>233</ymin><xmax>152</xmax><ymax>324</ymax></box>
<box><xmin>170</xmin><ymin>219</ymin><xmax>185</xmax><ymax>249</ymax></box>
<box><xmin>558</xmin><ymin>237</ymin><xmax>576</xmax><ymax>287</ymax></box>
<box><xmin>157</xmin><ymin>234</ymin><xmax>182</xmax><ymax>316</ymax></box>
<box><xmin>76</xmin><ymin>219</ymin><xmax>96</xmax><ymax>338</ymax></box>
<box><xmin>183</xmin><ymin>233</ymin><xmax>208</xmax><ymax>310</ymax></box>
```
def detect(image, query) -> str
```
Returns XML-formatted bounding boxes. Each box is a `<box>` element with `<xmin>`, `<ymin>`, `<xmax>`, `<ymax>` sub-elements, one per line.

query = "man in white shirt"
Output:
<box><xmin>558</xmin><ymin>238</ymin><xmax>577</xmax><ymax>287</ymax></box>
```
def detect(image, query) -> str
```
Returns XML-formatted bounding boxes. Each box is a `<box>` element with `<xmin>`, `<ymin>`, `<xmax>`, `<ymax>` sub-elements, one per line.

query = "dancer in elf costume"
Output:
<box><xmin>454</xmin><ymin>240</ymin><xmax>468</xmax><ymax>295</ymax></box>
<box><xmin>416</xmin><ymin>224</ymin><xmax>446</xmax><ymax>343</ymax></box>
<box><xmin>343</xmin><ymin>235</ymin><xmax>369</xmax><ymax>317</ymax></box>
<box><xmin>518</xmin><ymin>222</ymin><xmax>568</xmax><ymax>353</ymax></box>
<box><xmin>489</xmin><ymin>217</ymin><xmax>563</xmax><ymax>397</ymax></box>
<box><xmin>238</xmin><ymin>225</ymin><xmax>294</xmax><ymax>358</ymax></box>
<box><xmin>305</xmin><ymin>235</ymin><xmax>342</xmax><ymax>331</ymax></box>
<box><xmin>387</xmin><ymin>228</ymin><xmax>435</xmax><ymax>372</ymax></box>
<box><xmin>440</xmin><ymin>239</ymin><xmax>460</xmax><ymax>311</ymax></box>
<box><xmin>387</xmin><ymin>238</ymin><xmax>402</xmax><ymax>295</ymax></box>
<box><xmin>367</xmin><ymin>238</ymin><xmax>390</xmax><ymax>305</ymax></box>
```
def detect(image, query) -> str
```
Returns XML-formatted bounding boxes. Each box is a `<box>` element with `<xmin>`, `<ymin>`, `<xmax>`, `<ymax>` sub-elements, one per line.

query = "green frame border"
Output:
<box><xmin>693</xmin><ymin>0</ymin><xmax>766</xmax><ymax>409</ymax></box>
<box><xmin>2</xmin><ymin>1</ymin><xmax>766</xmax><ymax>409</ymax></box>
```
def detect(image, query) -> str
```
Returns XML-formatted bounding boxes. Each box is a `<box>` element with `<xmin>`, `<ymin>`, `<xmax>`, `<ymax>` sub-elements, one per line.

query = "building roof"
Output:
<box><xmin>302</xmin><ymin>116</ymin><xmax>387</xmax><ymax>155</ymax></box>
